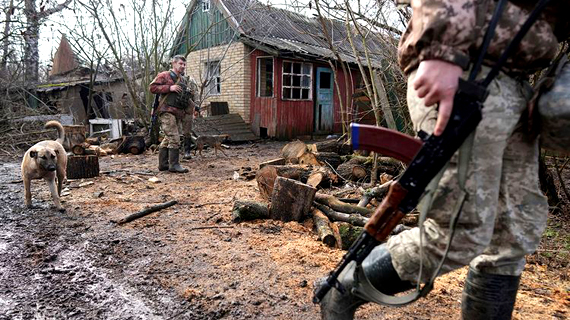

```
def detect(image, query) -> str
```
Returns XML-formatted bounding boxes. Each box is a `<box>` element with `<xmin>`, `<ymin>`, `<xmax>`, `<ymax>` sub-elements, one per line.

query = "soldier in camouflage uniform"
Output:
<box><xmin>318</xmin><ymin>1</ymin><xmax>570</xmax><ymax>319</ymax></box>
<box><xmin>149</xmin><ymin>55</ymin><xmax>199</xmax><ymax>173</ymax></box>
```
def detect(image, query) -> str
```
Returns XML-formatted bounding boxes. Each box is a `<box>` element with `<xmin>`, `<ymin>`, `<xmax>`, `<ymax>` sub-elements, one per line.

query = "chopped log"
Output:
<box><xmin>62</xmin><ymin>125</ymin><xmax>86</xmax><ymax>152</ymax></box>
<box><xmin>255</xmin><ymin>165</ymin><xmax>312</xmax><ymax>200</ymax></box>
<box><xmin>311</xmin><ymin>208</ymin><xmax>337</xmax><ymax>248</ymax></box>
<box><xmin>351</xmin><ymin>165</ymin><xmax>368</xmax><ymax>180</ymax></box>
<box><xmin>71</xmin><ymin>143</ymin><xmax>88</xmax><ymax>155</ymax></box>
<box><xmin>314</xmin><ymin>139</ymin><xmax>340</xmax><ymax>153</ymax></box>
<box><xmin>314</xmin><ymin>193</ymin><xmax>373</xmax><ymax>216</ymax></box>
<box><xmin>114</xmin><ymin>200</ymin><xmax>178</xmax><ymax>225</ymax></box>
<box><xmin>335</xmin><ymin>222</ymin><xmax>364</xmax><ymax>250</ymax></box>
<box><xmin>315</xmin><ymin>152</ymin><xmax>342</xmax><ymax>169</ymax></box>
<box><xmin>231</xmin><ymin>200</ymin><xmax>269</xmax><ymax>222</ymax></box>
<box><xmin>306</xmin><ymin>166</ymin><xmax>338</xmax><ymax>188</ymax></box>
<box><xmin>259</xmin><ymin>158</ymin><xmax>286</xmax><ymax>169</ymax></box>
<box><xmin>298</xmin><ymin>152</ymin><xmax>321</xmax><ymax>166</ymax></box>
<box><xmin>281</xmin><ymin>140</ymin><xmax>307</xmax><ymax>162</ymax></box>
<box><xmin>314</xmin><ymin>202</ymin><xmax>369</xmax><ymax>227</ymax></box>
<box><xmin>66</xmin><ymin>155</ymin><xmax>99</xmax><ymax>179</ymax></box>
<box><xmin>269</xmin><ymin>177</ymin><xmax>317</xmax><ymax>222</ymax></box>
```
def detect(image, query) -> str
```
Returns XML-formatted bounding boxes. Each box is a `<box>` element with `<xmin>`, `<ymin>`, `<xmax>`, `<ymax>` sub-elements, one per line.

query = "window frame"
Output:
<box><xmin>256</xmin><ymin>56</ymin><xmax>275</xmax><ymax>98</ymax></box>
<box><xmin>281</xmin><ymin>60</ymin><xmax>312</xmax><ymax>101</ymax></box>
<box><xmin>204</xmin><ymin>60</ymin><xmax>221</xmax><ymax>96</ymax></box>
<box><xmin>201</xmin><ymin>0</ymin><xmax>210</xmax><ymax>12</ymax></box>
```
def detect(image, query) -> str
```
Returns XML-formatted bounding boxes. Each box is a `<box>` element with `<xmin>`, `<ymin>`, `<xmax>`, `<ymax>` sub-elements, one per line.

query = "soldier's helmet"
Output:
<box><xmin>538</xmin><ymin>60</ymin><xmax>570</xmax><ymax>154</ymax></box>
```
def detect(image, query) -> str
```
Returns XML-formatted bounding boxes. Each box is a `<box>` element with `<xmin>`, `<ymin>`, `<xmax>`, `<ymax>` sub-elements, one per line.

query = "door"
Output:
<box><xmin>315</xmin><ymin>67</ymin><xmax>334</xmax><ymax>133</ymax></box>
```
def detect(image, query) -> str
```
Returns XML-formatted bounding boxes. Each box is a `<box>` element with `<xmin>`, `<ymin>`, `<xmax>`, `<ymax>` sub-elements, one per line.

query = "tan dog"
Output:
<box><xmin>194</xmin><ymin>134</ymin><xmax>230</xmax><ymax>158</ymax></box>
<box><xmin>21</xmin><ymin>121</ymin><xmax>67</xmax><ymax>211</ymax></box>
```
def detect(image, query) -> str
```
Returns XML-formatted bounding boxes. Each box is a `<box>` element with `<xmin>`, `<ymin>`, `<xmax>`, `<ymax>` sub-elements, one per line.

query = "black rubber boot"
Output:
<box><xmin>168</xmin><ymin>148</ymin><xmax>189</xmax><ymax>173</ymax></box>
<box><xmin>158</xmin><ymin>148</ymin><xmax>169</xmax><ymax>171</ymax></box>
<box><xmin>183</xmin><ymin>137</ymin><xmax>193</xmax><ymax>160</ymax></box>
<box><xmin>462</xmin><ymin>268</ymin><xmax>521</xmax><ymax>320</ymax></box>
<box><xmin>317</xmin><ymin>244</ymin><xmax>414</xmax><ymax>320</ymax></box>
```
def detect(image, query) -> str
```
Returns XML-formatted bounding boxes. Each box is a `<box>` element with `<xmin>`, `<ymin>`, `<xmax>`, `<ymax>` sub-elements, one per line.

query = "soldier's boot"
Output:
<box><xmin>317</xmin><ymin>244</ymin><xmax>414</xmax><ymax>320</ymax></box>
<box><xmin>183</xmin><ymin>137</ymin><xmax>193</xmax><ymax>160</ymax></box>
<box><xmin>168</xmin><ymin>148</ymin><xmax>189</xmax><ymax>173</ymax></box>
<box><xmin>158</xmin><ymin>148</ymin><xmax>169</xmax><ymax>171</ymax></box>
<box><xmin>461</xmin><ymin>267</ymin><xmax>521</xmax><ymax>320</ymax></box>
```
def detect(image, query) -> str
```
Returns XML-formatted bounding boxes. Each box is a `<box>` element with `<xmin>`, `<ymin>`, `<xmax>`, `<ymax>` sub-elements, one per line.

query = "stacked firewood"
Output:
<box><xmin>232</xmin><ymin>139</ymin><xmax>416</xmax><ymax>249</ymax></box>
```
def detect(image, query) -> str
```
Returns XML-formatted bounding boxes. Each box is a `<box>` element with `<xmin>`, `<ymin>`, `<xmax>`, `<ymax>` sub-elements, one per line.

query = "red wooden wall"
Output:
<box><xmin>250</xmin><ymin>49</ymin><xmax>359</xmax><ymax>140</ymax></box>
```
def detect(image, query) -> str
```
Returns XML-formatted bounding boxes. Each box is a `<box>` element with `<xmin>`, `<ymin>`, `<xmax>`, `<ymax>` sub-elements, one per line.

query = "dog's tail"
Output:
<box><xmin>45</xmin><ymin>121</ymin><xmax>65</xmax><ymax>145</ymax></box>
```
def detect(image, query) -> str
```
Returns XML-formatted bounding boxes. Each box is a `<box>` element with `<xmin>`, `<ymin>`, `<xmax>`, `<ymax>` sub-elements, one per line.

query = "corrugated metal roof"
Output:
<box><xmin>217</xmin><ymin>0</ymin><xmax>386</xmax><ymax>67</ymax></box>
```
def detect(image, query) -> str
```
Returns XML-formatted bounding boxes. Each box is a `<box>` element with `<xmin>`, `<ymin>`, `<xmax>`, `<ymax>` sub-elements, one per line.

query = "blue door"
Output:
<box><xmin>315</xmin><ymin>67</ymin><xmax>334</xmax><ymax>133</ymax></box>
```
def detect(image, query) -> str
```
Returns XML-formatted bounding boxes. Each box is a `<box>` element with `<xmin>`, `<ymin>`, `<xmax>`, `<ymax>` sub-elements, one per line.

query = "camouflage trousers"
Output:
<box><xmin>159</xmin><ymin>109</ymin><xmax>193</xmax><ymax>149</ymax></box>
<box><xmin>387</xmin><ymin>68</ymin><xmax>548</xmax><ymax>282</ymax></box>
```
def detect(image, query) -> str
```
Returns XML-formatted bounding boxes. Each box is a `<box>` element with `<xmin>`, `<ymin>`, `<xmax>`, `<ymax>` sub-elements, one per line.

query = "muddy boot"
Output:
<box><xmin>183</xmin><ymin>137</ymin><xmax>193</xmax><ymax>160</ymax></box>
<box><xmin>317</xmin><ymin>244</ymin><xmax>413</xmax><ymax>320</ymax></box>
<box><xmin>461</xmin><ymin>268</ymin><xmax>521</xmax><ymax>320</ymax></box>
<box><xmin>168</xmin><ymin>148</ymin><xmax>188</xmax><ymax>173</ymax></box>
<box><xmin>158</xmin><ymin>148</ymin><xmax>169</xmax><ymax>171</ymax></box>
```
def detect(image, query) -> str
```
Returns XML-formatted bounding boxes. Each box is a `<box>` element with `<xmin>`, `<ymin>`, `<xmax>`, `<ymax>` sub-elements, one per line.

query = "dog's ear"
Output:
<box><xmin>30</xmin><ymin>150</ymin><xmax>37</xmax><ymax>158</ymax></box>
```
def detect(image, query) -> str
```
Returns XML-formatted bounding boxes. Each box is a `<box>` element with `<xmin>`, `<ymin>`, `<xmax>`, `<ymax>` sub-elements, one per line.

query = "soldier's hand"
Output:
<box><xmin>170</xmin><ymin>85</ymin><xmax>183</xmax><ymax>93</ymax></box>
<box><xmin>412</xmin><ymin>60</ymin><xmax>463</xmax><ymax>136</ymax></box>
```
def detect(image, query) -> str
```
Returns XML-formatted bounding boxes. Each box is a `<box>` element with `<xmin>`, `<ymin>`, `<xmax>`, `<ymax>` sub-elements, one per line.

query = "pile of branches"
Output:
<box><xmin>231</xmin><ymin>138</ymin><xmax>417</xmax><ymax>249</ymax></box>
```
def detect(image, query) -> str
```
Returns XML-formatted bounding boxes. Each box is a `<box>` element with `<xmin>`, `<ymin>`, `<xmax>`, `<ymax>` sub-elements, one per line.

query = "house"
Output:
<box><xmin>172</xmin><ymin>0</ymin><xmax>391</xmax><ymax>139</ymax></box>
<box><xmin>37</xmin><ymin>35</ymin><xmax>132</xmax><ymax>125</ymax></box>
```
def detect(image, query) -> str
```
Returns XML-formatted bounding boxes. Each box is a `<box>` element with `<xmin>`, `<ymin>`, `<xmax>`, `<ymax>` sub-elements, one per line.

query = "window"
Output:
<box><xmin>201</xmin><ymin>0</ymin><xmax>210</xmax><ymax>12</ymax></box>
<box><xmin>282</xmin><ymin>61</ymin><xmax>312</xmax><ymax>100</ymax></box>
<box><xmin>205</xmin><ymin>61</ymin><xmax>221</xmax><ymax>95</ymax></box>
<box><xmin>256</xmin><ymin>57</ymin><xmax>274</xmax><ymax>97</ymax></box>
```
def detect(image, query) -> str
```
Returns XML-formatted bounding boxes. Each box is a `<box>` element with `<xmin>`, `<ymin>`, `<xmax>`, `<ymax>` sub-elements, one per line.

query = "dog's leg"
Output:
<box><xmin>57</xmin><ymin>170</ymin><xmax>64</xmax><ymax>196</ymax></box>
<box><xmin>219</xmin><ymin>146</ymin><xmax>228</xmax><ymax>157</ymax></box>
<box><xmin>46</xmin><ymin>178</ymin><xmax>65</xmax><ymax>212</ymax></box>
<box><xmin>24</xmin><ymin>176</ymin><xmax>32</xmax><ymax>208</ymax></box>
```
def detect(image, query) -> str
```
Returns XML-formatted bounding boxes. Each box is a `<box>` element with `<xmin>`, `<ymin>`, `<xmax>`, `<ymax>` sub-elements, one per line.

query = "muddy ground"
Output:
<box><xmin>0</xmin><ymin>140</ymin><xmax>568</xmax><ymax>319</ymax></box>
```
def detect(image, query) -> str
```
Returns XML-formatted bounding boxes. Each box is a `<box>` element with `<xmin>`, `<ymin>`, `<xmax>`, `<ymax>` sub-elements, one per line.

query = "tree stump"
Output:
<box><xmin>231</xmin><ymin>200</ymin><xmax>269</xmax><ymax>222</ymax></box>
<box><xmin>255</xmin><ymin>165</ymin><xmax>311</xmax><ymax>200</ymax></box>
<box><xmin>269</xmin><ymin>177</ymin><xmax>317</xmax><ymax>222</ymax></box>
<box><xmin>67</xmin><ymin>155</ymin><xmax>99</xmax><ymax>179</ymax></box>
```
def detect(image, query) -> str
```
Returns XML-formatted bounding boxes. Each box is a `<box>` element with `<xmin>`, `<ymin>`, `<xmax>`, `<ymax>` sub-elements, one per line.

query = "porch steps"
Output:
<box><xmin>193</xmin><ymin>113</ymin><xmax>258</xmax><ymax>142</ymax></box>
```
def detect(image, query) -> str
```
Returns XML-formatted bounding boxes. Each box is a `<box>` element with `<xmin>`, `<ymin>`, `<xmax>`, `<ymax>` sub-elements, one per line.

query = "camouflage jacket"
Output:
<box><xmin>149</xmin><ymin>71</ymin><xmax>198</xmax><ymax>118</ymax></box>
<box><xmin>397</xmin><ymin>0</ymin><xmax>570</xmax><ymax>75</ymax></box>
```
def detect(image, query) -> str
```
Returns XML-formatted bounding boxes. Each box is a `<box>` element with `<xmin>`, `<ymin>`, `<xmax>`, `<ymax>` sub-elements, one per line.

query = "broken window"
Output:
<box><xmin>204</xmin><ymin>61</ymin><xmax>221</xmax><ymax>96</ymax></box>
<box><xmin>282</xmin><ymin>61</ymin><xmax>312</xmax><ymax>100</ymax></box>
<box><xmin>256</xmin><ymin>57</ymin><xmax>274</xmax><ymax>97</ymax></box>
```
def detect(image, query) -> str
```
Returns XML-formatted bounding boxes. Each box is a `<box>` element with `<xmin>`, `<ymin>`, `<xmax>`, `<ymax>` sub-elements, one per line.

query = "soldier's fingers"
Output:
<box><xmin>433</xmin><ymin>96</ymin><xmax>453</xmax><ymax>136</ymax></box>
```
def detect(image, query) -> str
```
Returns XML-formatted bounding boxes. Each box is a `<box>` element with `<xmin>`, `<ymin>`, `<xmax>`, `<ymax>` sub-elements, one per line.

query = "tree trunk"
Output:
<box><xmin>0</xmin><ymin>0</ymin><xmax>14</xmax><ymax>72</ymax></box>
<box><xmin>311</xmin><ymin>208</ymin><xmax>337</xmax><ymax>248</ymax></box>
<box><xmin>269</xmin><ymin>177</ymin><xmax>317</xmax><ymax>222</ymax></box>
<box><xmin>231</xmin><ymin>200</ymin><xmax>269</xmax><ymax>222</ymax></box>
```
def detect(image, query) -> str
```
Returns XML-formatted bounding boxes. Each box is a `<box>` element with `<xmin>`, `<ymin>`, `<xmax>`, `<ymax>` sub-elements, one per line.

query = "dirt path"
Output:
<box><xmin>0</xmin><ymin>141</ymin><xmax>568</xmax><ymax>319</ymax></box>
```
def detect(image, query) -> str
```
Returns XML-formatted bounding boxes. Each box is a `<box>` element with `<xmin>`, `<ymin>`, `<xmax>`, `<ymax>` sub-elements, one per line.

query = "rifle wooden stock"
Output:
<box><xmin>364</xmin><ymin>182</ymin><xmax>408</xmax><ymax>242</ymax></box>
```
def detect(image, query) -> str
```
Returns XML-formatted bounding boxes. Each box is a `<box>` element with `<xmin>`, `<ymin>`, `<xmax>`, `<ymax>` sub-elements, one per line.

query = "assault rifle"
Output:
<box><xmin>313</xmin><ymin>78</ymin><xmax>488</xmax><ymax>303</ymax></box>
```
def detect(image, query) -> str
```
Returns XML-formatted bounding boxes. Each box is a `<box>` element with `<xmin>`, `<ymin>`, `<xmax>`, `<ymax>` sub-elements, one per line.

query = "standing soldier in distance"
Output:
<box><xmin>149</xmin><ymin>54</ymin><xmax>198</xmax><ymax>173</ymax></box>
